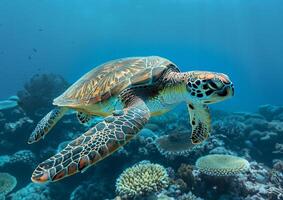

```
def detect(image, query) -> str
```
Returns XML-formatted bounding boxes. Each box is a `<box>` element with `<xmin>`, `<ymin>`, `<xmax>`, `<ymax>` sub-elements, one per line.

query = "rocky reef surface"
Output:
<box><xmin>0</xmin><ymin>74</ymin><xmax>282</xmax><ymax>200</ymax></box>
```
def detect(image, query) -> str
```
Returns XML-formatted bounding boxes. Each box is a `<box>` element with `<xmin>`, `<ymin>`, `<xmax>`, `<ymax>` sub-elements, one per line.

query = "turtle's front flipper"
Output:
<box><xmin>76</xmin><ymin>112</ymin><xmax>92</xmax><ymax>124</ymax></box>
<box><xmin>187</xmin><ymin>102</ymin><xmax>211</xmax><ymax>144</ymax></box>
<box><xmin>31</xmin><ymin>98</ymin><xmax>150</xmax><ymax>183</ymax></box>
<box><xmin>28</xmin><ymin>107</ymin><xmax>68</xmax><ymax>144</ymax></box>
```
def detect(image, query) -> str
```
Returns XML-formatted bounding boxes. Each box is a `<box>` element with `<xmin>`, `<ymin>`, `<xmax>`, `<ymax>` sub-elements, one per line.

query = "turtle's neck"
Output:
<box><xmin>158</xmin><ymin>71</ymin><xmax>189</xmax><ymax>104</ymax></box>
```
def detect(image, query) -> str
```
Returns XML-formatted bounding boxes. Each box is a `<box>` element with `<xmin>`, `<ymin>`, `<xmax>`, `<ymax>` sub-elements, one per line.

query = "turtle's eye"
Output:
<box><xmin>207</xmin><ymin>79</ymin><xmax>224</xmax><ymax>90</ymax></box>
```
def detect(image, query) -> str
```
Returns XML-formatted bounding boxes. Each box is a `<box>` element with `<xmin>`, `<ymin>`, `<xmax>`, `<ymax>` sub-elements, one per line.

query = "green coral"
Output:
<box><xmin>0</xmin><ymin>173</ymin><xmax>17</xmax><ymax>198</ymax></box>
<box><xmin>116</xmin><ymin>161</ymin><xmax>169</xmax><ymax>198</ymax></box>
<box><xmin>195</xmin><ymin>154</ymin><xmax>250</xmax><ymax>176</ymax></box>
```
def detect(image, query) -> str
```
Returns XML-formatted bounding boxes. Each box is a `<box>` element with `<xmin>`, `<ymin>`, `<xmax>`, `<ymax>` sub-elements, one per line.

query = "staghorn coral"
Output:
<box><xmin>116</xmin><ymin>161</ymin><xmax>169</xmax><ymax>198</ymax></box>
<box><xmin>0</xmin><ymin>173</ymin><xmax>17</xmax><ymax>197</ymax></box>
<box><xmin>195</xmin><ymin>154</ymin><xmax>250</xmax><ymax>176</ymax></box>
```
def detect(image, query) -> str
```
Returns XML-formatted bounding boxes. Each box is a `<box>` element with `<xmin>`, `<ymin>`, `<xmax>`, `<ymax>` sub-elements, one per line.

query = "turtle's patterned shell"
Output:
<box><xmin>53</xmin><ymin>56</ymin><xmax>179</xmax><ymax>107</ymax></box>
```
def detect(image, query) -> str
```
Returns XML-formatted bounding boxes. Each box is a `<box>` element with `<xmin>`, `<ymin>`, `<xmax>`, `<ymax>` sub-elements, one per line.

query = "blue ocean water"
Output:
<box><xmin>0</xmin><ymin>1</ymin><xmax>282</xmax><ymax>200</ymax></box>
<box><xmin>0</xmin><ymin>0</ymin><xmax>283</xmax><ymax>111</ymax></box>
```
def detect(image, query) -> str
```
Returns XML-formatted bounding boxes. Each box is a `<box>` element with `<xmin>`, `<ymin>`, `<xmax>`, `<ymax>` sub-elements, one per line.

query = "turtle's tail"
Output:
<box><xmin>28</xmin><ymin>107</ymin><xmax>68</xmax><ymax>144</ymax></box>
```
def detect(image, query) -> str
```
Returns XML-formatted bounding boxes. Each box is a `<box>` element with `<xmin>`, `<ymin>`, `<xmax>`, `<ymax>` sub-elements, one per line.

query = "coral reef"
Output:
<box><xmin>0</xmin><ymin>150</ymin><xmax>36</xmax><ymax>168</ymax></box>
<box><xmin>70</xmin><ymin>179</ymin><xmax>112</xmax><ymax>200</ymax></box>
<box><xmin>178</xmin><ymin>191</ymin><xmax>203</xmax><ymax>200</ymax></box>
<box><xmin>230</xmin><ymin>162</ymin><xmax>283</xmax><ymax>200</ymax></box>
<box><xmin>155</xmin><ymin>131</ymin><xmax>202</xmax><ymax>157</ymax></box>
<box><xmin>1</xmin><ymin>83</ymin><xmax>283</xmax><ymax>200</ymax></box>
<box><xmin>10</xmin><ymin>183</ymin><xmax>52</xmax><ymax>200</ymax></box>
<box><xmin>116</xmin><ymin>161</ymin><xmax>169</xmax><ymax>199</ymax></box>
<box><xmin>0</xmin><ymin>96</ymin><xmax>19</xmax><ymax>111</ymax></box>
<box><xmin>195</xmin><ymin>154</ymin><xmax>250</xmax><ymax>176</ymax></box>
<box><xmin>17</xmin><ymin>73</ymin><xmax>69</xmax><ymax>120</ymax></box>
<box><xmin>4</xmin><ymin>117</ymin><xmax>33</xmax><ymax>133</ymax></box>
<box><xmin>0</xmin><ymin>173</ymin><xmax>17</xmax><ymax>199</ymax></box>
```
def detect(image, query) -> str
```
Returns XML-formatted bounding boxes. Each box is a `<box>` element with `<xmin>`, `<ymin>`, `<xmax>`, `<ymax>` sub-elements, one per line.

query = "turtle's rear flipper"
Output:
<box><xmin>187</xmin><ymin>102</ymin><xmax>211</xmax><ymax>144</ymax></box>
<box><xmin>31</xmin><ymin>98</ymin><xmax>150</xmax><ymax>183</ymax></box>
<box><xmin>28</xmin><ymin>107</ymin><xmax>68</xmax><ymax>144</ymax></box>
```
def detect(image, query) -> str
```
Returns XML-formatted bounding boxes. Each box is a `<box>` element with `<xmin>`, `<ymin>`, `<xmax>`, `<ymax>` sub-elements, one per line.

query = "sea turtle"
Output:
<box><xmin>29</xmin><ymin>56</ymin><xmax>234</xmax><ymax>183</ymax></box>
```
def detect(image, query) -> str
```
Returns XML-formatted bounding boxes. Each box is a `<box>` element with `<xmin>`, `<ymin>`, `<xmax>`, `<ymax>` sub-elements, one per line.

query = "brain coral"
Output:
<box><xmin>195</xmin><ymin>154</ymin><xmax>250</xmax><ymax>176</ymax></box>
<box><xmin>116</xmin><ymin>161</ymin><xmax>169</xmax><ymax>198</ymax></box>
<box><xmin>0</xmin><ymin>173</ymin><xmax>17</xmax><ymax>197</ymax></box>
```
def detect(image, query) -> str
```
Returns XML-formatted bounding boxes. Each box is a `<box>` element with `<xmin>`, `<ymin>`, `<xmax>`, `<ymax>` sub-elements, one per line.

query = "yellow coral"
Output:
<box><xmin>116</xmin><ymin>161</ymin><xmax>169</xmax><ymax>198</ymax></box>
<box><xmin>195</xmin><ymin>154</ymin><xmax>249</xmax><ymax>176</ymax></box>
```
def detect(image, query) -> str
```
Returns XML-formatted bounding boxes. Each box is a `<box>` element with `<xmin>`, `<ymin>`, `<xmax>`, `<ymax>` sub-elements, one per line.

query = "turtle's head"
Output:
<box><xmin>185</xmin><ymin>71</ymin><xmax>234</xmax><ymax>104</ymax></box>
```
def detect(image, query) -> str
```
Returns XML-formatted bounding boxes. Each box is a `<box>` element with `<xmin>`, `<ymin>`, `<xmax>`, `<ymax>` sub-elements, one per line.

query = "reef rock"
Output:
<box><xmin>17</xmin><ymin>73</ymin><xmax>69</xmax><ymax>120</ymax></box>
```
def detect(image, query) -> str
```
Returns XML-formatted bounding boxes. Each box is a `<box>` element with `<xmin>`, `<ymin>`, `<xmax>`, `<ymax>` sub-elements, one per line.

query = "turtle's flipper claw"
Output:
<box><xmin>28</xmin><ymin>107</ymin><xmax>67</xmax><ymax>144</ymax></box>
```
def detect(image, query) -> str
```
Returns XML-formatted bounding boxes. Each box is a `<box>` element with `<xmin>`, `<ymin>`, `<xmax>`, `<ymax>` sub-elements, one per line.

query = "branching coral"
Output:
<box><xmin>116</xmin><ymin>161</ymin><xmax>169</xmax><ymax>198</ymax></box>
<box><xmin>0</xmin><ymin>173</ymin><xmax>17</xmax><ymax>197</ymax></box>
<box><xmin>195</xmin><ymin>154</ymin><xmax>250</xmax><ymax>176</ymax></box>
<box><xmin>230</xmin><ymin>161</ymin><xmax>283</xmax><ymax>200</ymax></box>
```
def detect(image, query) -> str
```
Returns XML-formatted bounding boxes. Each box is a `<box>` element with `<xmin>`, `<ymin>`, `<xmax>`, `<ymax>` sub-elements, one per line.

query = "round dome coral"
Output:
<box><xmin>195</xmin><ymin>154</ymin><xmax>250</xmax><ymax>176</ymax></box>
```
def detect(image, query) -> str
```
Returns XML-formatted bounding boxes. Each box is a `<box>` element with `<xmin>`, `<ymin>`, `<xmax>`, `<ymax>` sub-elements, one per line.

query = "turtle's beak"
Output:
<box><xmin>217</xmin><ymin>83</ymin><xmax>234</xmax><ymax>97</ymax></box>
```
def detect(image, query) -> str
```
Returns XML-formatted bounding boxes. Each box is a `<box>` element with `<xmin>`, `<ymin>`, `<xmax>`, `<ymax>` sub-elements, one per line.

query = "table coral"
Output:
<box><xmin>0</xmin><ymin>173</ymin><xmax>17</xmax><ymax>197</ymax></box>
<box><xmin>155</xmin><ymin>132</ymin><xmax>202</xmax><ymax>157</ymax></box>
<box><xmin>195</xmin><ymin>154</ymin><xmax>250</xmax><ymax>176</ymax></box>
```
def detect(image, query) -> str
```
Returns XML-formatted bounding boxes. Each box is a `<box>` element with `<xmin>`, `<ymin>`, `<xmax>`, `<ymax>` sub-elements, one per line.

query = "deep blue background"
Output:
<box><xmin>0</xmin><ymin>0</ymin><xmax>282</xmax><ymax>111</ymax></box>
